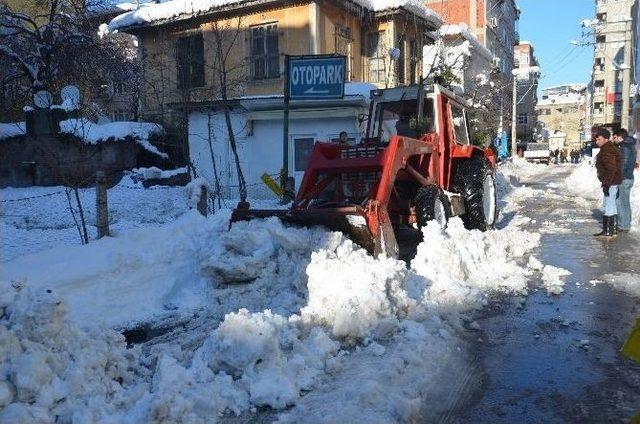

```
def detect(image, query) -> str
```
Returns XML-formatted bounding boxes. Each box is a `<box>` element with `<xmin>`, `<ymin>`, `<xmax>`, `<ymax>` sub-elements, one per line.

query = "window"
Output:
<box><xmin>113</xmin><ymin>81</ymin><xmax>127</xmax><ymax>95</ymax></box>
<box><xmin>176</xmin><ymin>33</ymin><xmax>205</xmax><ymax>89</ymax></box>
<box><xmin>517</xmin><ymin>113</ymin><xmax>528</xmax><ymax>124</ymax></box>
<box><xmin>367</xmin><ymin>31</ymin><xmax>387</xmax><ymax>84</ymax></box>
<box><xmin>251</xmin><ymin>24</ymin><xmax>280</xmax><ymax>79</ymax></box>
<box><xmin>294</xmin><ymin>138</ymin><xmax>315</xmax><ymax>172</ymax></box>
<box><xmin>373</xmin><ymin>98</ymin><xmax>435</xmax><ymax>142</ymax></box>
<box><xmin>112</xmin><ymin>110</ymin><xmax>131</xmax><ymax>122</ymax></box>
<box><xmin>451</xmin><ymin>105</ymin><xmax>469</xmax><ymax>145</ymax></box>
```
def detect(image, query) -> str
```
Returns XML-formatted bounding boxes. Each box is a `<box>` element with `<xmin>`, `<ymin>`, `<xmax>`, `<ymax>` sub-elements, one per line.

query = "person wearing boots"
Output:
<box><xmin>594</xmin><ymin>127</ymin><xmax>622</xmax><ymax>237</ymax></box>
<box><xmin>612</xmin><ymin>128</ymin><xmax>637</xmax><ymax>232</ymax></box>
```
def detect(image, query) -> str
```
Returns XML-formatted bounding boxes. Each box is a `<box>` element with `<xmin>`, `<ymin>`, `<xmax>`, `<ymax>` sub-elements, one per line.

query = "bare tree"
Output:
<box><xmin>209</xmin><ymin>18</ymin><xmax>248</xmax><ymax>203</ymax></box>
<box><xmin>0</xmin><ymin>0</ymin><xmax>139</xmax><ymax>118</ymax></box>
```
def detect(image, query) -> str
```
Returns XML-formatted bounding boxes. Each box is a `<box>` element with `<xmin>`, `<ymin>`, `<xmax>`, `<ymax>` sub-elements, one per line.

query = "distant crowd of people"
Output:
<box><xmin>593</xmin><ymin>127</ymin><xmax>638</xmax><ymax>238</ymax></box>
<box><xmin>550</xmin><ymin>148</ymin><xmax>583</xmax><ymax>164</ymax></box>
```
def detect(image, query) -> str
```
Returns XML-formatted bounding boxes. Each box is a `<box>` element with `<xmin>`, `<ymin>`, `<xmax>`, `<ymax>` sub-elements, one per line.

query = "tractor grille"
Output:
<box><xmin>342</xmin><ymin>171</ymin><xmax>381</xmax><ymax>202</ymax></box>
<box><xmin>340</xmin><ymin>145</ymin><xmax>385</xmax><ymax>159</ymax></box>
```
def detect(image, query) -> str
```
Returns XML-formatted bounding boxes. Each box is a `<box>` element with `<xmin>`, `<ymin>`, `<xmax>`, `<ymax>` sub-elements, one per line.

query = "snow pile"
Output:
<box><xmin>411</xmin><ymin>219</ymin><xmax>540</xmax><ymax>311</ymax></box>
<box><xmin>565</xmin><ymin>159</ymin><xmax>602</xmax><ymax>200</ymax></box>
<box><xmin>0</xmin><ymin>122</ymin><xmax>26</xmax><ymax>141</ymax></box>
<box><xmin>185</xmin><ymin>177</ymin><xmax>210</xmax><ymax>209</ymax></box>
<box><xmin>566</xmin><ymin>160</ymin><xmax>640</xmax><ymax>230</ymax></box>
<box><xmin>108</xmin><ymin>0</ymin><xmax>441</xmax><ymax>32</ymax></box>
<box><xmin>301</xmin><ymin>243</ymin><xmax>411</xmax><ymax>341</ymax></box>
<box><xmin>0</xmin><ymin>286</ymin><xmax>136</xmax><ymax>424</ymax></box>
<box><xmin>2</xmin><ymin>212</ymin><xmax>229</xmax><ymax>328</ymax></box>
<box><xmin>131</xmin><ymin>166</ymin><xmax>189</xmax><ymax>181</ymax></box>
<box><xmin>59</xmin><ymin>118</ymin><xmax>167</xmax><ymax>158</ymax></box>
<box><xmin>540</xmin><ymin>265</ymin><xmax>571</xmax><ymax>295</ymax></box>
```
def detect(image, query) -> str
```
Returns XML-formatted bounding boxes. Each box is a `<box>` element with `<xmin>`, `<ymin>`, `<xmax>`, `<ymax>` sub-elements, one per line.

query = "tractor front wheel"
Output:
<box><xmin>414</xmin><ymin>185</ymin><xmax>452</xmax><ymax>229</ymax></box>
<box><xmin>453</xmin><ymin>158</ymin><xmax>497</xmax><ymax>231</ymax></box>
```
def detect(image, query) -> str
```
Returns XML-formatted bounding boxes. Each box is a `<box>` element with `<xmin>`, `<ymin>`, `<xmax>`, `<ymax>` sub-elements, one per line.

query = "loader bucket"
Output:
<box><xmin>231</xmin><ymin>206</ymin><xmax>377</xmax><ymax>255</ymax></box>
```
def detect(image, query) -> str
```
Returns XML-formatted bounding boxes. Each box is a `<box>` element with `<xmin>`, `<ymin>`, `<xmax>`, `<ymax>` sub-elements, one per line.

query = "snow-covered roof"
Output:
<box><xmin>512</xmin><ymin>66</ymin><xmax>540</xmax><ymax>80</ymax></box>
<box><xmin>59</xmin><ymin>119</ymin><xmax>167</xmax><ymax>158</ymax></box>
<box><xmin>0</xmin><ymin>122</ymin><xmax>26</xmax><ymax>141</ymax></box>
<box><xmin>106</xmin><ymin>0</ymin><xmax>441</xmax><ymax>32</ymax></box>
<box><xmin>537</xmin><ymin>93</ymin><xmax>586</xmax><ymax>106</ymax></box>
<box><xmin>438</xmin><ymin>23</ymin><xmax>493</xmax><ymax>61</ymax></box>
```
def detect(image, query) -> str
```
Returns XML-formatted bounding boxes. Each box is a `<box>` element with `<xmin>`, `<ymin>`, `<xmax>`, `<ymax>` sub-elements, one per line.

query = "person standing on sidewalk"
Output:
<box><xmin>612</xmin><ymin>129</ymin><xmax>637</xmax><ymax>232</ymax></box>
<box><xmin>594</xmin><ymin>128</ymin><xmax>622</xmax><ymax>237</ymax></box>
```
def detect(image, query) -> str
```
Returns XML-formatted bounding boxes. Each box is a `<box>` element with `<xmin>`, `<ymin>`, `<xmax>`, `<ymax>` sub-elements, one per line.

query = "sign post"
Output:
<box><xmin>281</xmin><ymin>55</ymin><xmax>346</xmax><ymax>201</ymax></box>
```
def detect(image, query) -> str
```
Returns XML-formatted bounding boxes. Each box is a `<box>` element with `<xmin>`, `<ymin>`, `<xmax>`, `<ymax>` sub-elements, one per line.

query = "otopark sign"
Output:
<box><xmin>287</xmin><ymin>55</ymin><xmax>346</xmax><ymax>100</ymax></box>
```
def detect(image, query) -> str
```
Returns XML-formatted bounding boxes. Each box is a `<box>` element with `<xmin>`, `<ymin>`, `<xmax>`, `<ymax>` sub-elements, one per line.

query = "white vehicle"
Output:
<box><xmin>524</xmin><ymin>142</ymin><xmax>550</xmax><ymax>164</ymax></box>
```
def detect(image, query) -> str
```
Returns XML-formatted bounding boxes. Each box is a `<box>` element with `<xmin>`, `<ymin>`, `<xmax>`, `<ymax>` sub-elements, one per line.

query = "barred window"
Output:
<box><xmin>251</xmin><ymin>24</ymin><xmax>279</xmax><ymax>79</ymax></box>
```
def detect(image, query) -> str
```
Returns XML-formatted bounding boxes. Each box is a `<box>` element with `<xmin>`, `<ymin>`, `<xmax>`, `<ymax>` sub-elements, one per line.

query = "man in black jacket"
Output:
<box><xmin>612</xmin><ymin>128</ymin><xmax>637</xmax><ymax>232</ymax></box>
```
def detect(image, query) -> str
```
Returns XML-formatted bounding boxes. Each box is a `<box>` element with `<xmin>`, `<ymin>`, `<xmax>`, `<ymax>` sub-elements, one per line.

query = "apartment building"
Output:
<box><xmin>536</xmin><ymin>84</ymin><xmax>587</xmax><ymax>150</ymax></box>
<box><xmin>513</xmin><ymin>41</ymin><xmax>539</xmax><ymax>142</ymax></box>
<box><xmin>589</xmin><ymin>0</ymin><xmax>636</xmax><ymax>130</ymax></box>
<box><xmin>424</xmin><ymin>0</ymin><xmax>520</xmax><ymax>76</ymax></box>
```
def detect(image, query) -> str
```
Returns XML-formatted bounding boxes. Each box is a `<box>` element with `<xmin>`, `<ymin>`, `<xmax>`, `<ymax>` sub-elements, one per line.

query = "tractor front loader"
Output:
<box><xmin>231</xmin><ymin>83</ymin><xmax>498</xmax><ymax>258</ymax></box>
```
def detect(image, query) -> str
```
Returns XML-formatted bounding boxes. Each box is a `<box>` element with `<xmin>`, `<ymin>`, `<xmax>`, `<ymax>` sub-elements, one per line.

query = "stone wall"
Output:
<box><xmin>0</xmin><ymin>133</ymin><xmax>169</xmax><ymax>188</ymax></box>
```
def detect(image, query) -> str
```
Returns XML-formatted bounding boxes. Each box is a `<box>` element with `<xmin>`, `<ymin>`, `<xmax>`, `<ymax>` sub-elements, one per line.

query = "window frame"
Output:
<box><xmin>176</xmin><ymin>32</ymin><xmax>205</xmax><ymax>89</ymax></box>
<box><xmin>251</xmin><ymin>23</ymin><xmax>280</xmax><ymax>80</ymax></box>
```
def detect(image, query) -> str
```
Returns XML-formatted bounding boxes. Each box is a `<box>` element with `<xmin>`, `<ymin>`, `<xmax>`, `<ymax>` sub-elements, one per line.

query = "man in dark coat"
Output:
<box><xmin>594</xmin><ymin>127</ymin><xmax>623</xmax><ymax>237</ymax></box>
<box><xmin>612</xmin><ymin>128</ymin><xmax>637</xmax><ymax>232</ymax></box>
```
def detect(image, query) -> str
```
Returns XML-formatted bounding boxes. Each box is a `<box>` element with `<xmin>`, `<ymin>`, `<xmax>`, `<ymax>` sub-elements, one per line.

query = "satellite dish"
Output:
<box><xmin>389</xmin><ymin>48</ymin><xmax>401</xmax><ymax>61</ymax></box>
<box><xmin>61</xmin><ymin>85</ymin><xmax>81</xmax><ymax>109</ymax></box>
<box><xmin>34</xmin><ymin>90</ymin><xmax>53</xmax><ymax>109</ymax></box>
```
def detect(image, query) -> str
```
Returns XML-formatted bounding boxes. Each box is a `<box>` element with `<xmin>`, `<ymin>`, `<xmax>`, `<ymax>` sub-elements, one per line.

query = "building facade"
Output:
<box><xmin>536</xmin><ymin>84</ymin><xmax>587</xmax><ymax>151</ymax></box>
<box><xmin>107</xmin><ymin>0</ymin><xmax>442</xmax><ymax>194</ymax></box>
<box><xmin>589</xmin><ymin>0</ymin><xmax>636</xmax><ymax>130</ymax></box>
<box><xmin>109</xmin><ymin>0</ymin><xmax>441</xmax><ymax>126</ymax></box>
<box><xmin>424</xmin><ymin>0</ymin><xmax>520</xmax><ymax>142</ymax></box>
<box><xmin>513</xmin><ymin>41</ymin><xmax>539</xmax><ymax>142</ymax></box>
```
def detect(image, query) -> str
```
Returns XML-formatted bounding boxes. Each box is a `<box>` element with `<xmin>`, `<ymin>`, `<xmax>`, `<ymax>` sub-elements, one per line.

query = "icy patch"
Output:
<box><xmin>541</xmin><ymin>265</ymin><xmax>571</xmax><ymax>295</ymax></box>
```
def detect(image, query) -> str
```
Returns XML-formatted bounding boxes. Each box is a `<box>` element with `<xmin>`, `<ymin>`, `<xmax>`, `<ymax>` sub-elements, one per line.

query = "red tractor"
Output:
<box><xmin>232</xmin><ymin>83</ymin><xmax>498</xmax><ymax>258</ymax></box>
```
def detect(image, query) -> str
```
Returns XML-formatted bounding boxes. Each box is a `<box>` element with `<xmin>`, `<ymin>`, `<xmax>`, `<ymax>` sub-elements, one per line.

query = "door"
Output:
<box><xmin>290</xmin><ymin>136</ymin><xmax>317</xmax><ymax>189</ymax></box>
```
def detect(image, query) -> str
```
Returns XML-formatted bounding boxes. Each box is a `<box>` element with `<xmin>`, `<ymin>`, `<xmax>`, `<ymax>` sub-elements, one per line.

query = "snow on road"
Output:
<box><xmin>0</xmin><ymin>160</ymin><xmax>589</xmax><ymax>423</ymax></box>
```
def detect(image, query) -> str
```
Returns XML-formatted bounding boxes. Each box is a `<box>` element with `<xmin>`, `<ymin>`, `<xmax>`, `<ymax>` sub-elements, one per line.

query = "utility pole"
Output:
<box><xmin>511</xmin><ymin>75</ymin><xmax>518</xmax><ymax>157</ymax></box>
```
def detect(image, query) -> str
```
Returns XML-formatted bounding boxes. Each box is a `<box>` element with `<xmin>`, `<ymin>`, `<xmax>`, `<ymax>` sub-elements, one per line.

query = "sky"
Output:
<box><xmin>518</xmin><ymin>0</ymin><xmax>595</xmax><ymax>90</ymax></box>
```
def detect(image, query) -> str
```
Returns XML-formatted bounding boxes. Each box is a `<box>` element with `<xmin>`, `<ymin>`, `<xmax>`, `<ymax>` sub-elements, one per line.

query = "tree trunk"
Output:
<box><xmin>207</xmin><ymin>113</ymin><xmax>223</xmax><ymax>208</ymax></box>
<box><xmin>73</xmin><ymin>187</ymin><xmax>89</xmax><ymax>244</ymax></box>
<box><xmin>213</xmin><ymin>29</ymin><xmax>247</xmax><ymax>203</ymax></box>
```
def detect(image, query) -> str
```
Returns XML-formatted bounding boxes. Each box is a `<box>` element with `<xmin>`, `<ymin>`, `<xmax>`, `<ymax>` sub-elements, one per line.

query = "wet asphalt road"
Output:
<box><xmin>458</xmin><ymin>167</ymin><xmax>640</xmax><ymax>423</ymax></box>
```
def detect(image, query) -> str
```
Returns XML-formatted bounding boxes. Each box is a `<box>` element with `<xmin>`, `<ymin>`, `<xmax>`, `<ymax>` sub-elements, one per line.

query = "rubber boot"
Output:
<box><xmin>593</xmin><ymin>216</ymin><xmax>610</xmax><ymax>237</ymax></box>
<box><xmin>610</xmin><ymin>215</ymin><xmax>618</xmax><ymax>237</ymax></box>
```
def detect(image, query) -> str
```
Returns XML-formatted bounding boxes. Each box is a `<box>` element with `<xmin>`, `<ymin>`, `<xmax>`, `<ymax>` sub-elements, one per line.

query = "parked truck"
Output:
<box><xmin>523</xmin><ymin>142</ymin><xmax>551</xmax><ymax>164</ymax></box>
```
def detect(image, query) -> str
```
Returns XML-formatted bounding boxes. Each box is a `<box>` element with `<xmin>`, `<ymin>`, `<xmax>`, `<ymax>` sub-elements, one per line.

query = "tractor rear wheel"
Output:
<box><xmin>453</xmin><ymin>157</ymin><xmax>497</xmax><ymax>231</ymax></box>
<box><xmin>414</xmin><ymin>185</ymin><xmax>452</xmax><ymax>229</ymax></box>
